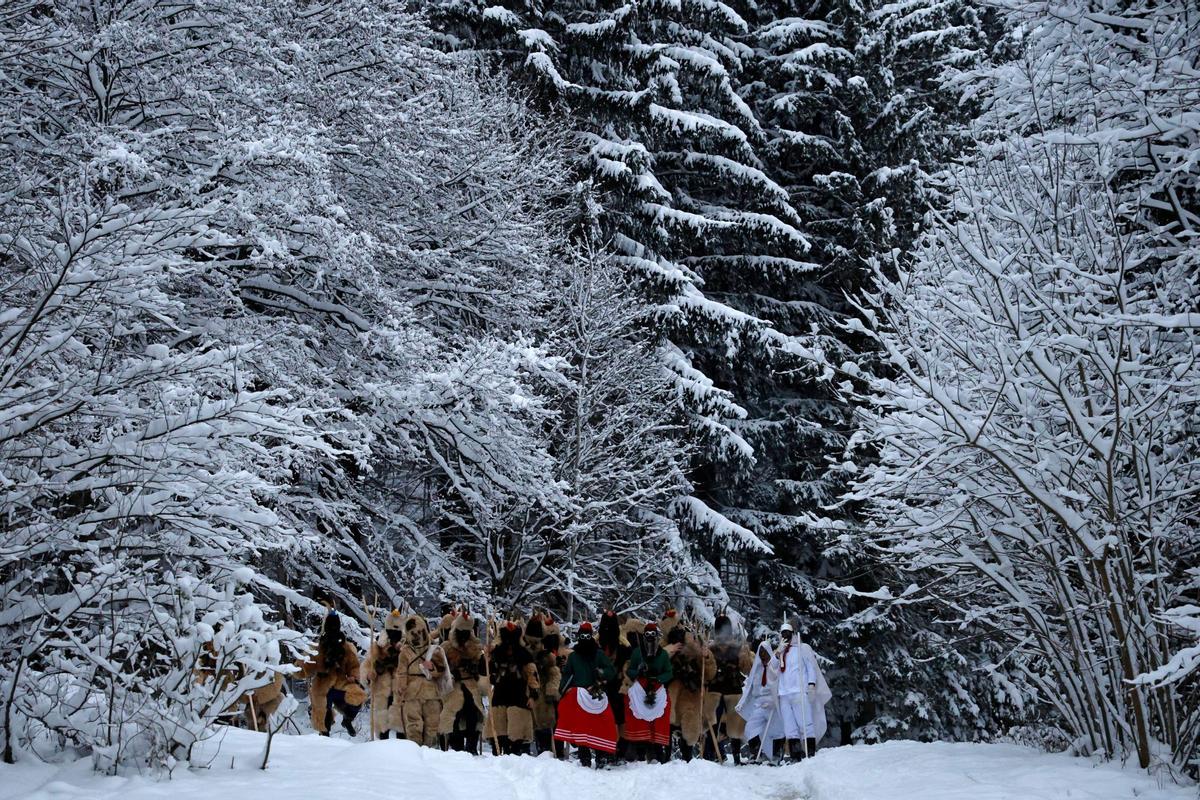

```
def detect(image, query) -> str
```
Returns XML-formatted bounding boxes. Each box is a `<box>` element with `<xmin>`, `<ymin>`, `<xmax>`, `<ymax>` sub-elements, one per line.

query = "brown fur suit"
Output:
<box><xmin>298</xmin><ymin>640</ymin><xmax>363</xmax><ymax>733</ymax></box>
<box><xmin>435</xmin><ymin>611</ymin><xmax>455</xmax><ymax>644</ymax></box>
<box><xmin>484</xmin><ymin>621</ymin><xmax>540</xmax><ymax>752</ymax></box>
<box><xmin>242</xmin><ymin>673</ymin><xmax>285</xmax><ymax>731</ymax></box>
<box><xmin>704</xmin><ymin>639</ymin><xmax>754</xmax><ymax>740</ymax></box>
<box><xmin>196</xmin><ymin>642</ymin><xmax>285</xmax><ymax>731</ymax></box>
<box><xmin>524</xmin><ymin>616</ymin><xmax>563</xmax><ymax>739</ymax></box>
<box><xmin>396</xmin><ymin>613</ymin><xmax>449</xmax><ymax>747</ymax></box>
<box><xmin>618</xmin><ymin>617</ymin><xmax>646</xmax><ymax>695</ymax></box>
<box><xmin>658</xmin><ymin>609</ymin><xmax>681</xmax><ymax>639</ymax></box>
<box><xmin>439</xmin><ymin>612</ymin><xmax>487</xmax><ymax>741</ymax></box>
<box><xmin>666</xmin><ymin>629</ymin><xmax>717</xmax><ymax>751</ymax></box>
<box><xmin>361</xmin><ymin>611</ymin><xmax>407</xmax><ymax>737</ymax></box>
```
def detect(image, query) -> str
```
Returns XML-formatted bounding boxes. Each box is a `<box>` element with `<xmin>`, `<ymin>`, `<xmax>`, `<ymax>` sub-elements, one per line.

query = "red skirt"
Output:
<box><xmin>554</xmin><ymin>688</ymin><xmax>618</xmax><ymax>752</ymax></box>
<box><xmin>623</xmin><ymin>691</ymin><xmax>671</xmax><ymax>746</ymax></box>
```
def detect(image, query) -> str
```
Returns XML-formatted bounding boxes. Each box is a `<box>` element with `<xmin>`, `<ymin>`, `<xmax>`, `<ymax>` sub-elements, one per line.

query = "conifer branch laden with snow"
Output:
<box><xmin>836</xmin><ymin>0</ymin><xmax>1200</xmax><ymax>772</ymax></box>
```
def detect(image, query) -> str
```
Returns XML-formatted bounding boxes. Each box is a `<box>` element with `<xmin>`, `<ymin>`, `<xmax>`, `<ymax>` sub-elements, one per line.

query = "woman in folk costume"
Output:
<box><xmin>614</xmin><ymin>615</ymin><xmax>645</xmax><ymax>760</ymax></box>
<box><xmin>664</xmin><ymin>623</ymin><xmax>717</xmax><ymax>762</ymax></box>
<box><xmin>775</xmin><ymin>621</ymin><xmax>832</xmax><ymax>760</ymax></box>
<box><xmin>361</xmin><ymin>609</ymin><xmax>408</xmax><ymax>739</ymax></box>
<box><xmin>439</xmin><ymin>610</ymin><xmax>487</xmax><ymax>753</ymax></box>
<box><xmin>485</xmin><ymin>620</ymin><xmax>540</xmax><ymax>755</ymax></box>
<box><xmin>525</xmin><ymin>614</ymin><xmax>564</xmax><ymax>756</ymax></box>
<box><xmin>297</xmin><ymin>610</ymin><xmax>366</xmax><ymax>736</ymax></box>
<box><xmin>396</xmin><ymin>613</ymin><xmax>451</xmax><ymax>747</ymax></box>
<box><xmin>623</xmin><ymin>621</ymin><xmax>673</xmax><ymax>762</ymax></box>
<box><xmin>704</xmin><ymin>613</ymin><xmax>755</xmax><ymax>763</ymax></box>
<box><xmin>553</xmin><ymin>621</ymin><xmax>617</xmax><ymax>767</ymax></box>
<box><xmin>736</xmin><ymin>640</ymin><xmax>785</xmax><ymax>762</ymax></box>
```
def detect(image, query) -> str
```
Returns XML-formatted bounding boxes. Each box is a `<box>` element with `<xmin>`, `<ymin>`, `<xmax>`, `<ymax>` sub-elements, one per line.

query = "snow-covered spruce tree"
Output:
<box><xmin>739</xmin><ymin>0</ymin><xmax>995</xmax><ymax>742</ymax></box>
<box><xmin>833</xmin><ymin>0</ymin><xmax>1200</xmax><ymax>770</ymax></box>
<box><xmin>426</xmin><ymin>0</ymin><xmax>793</xmax><ymax>609</ymax></box>
<box><xmin>0</xmin><ymin>0</ymin><xmax>578</xmax><ymax>767</ymax></box>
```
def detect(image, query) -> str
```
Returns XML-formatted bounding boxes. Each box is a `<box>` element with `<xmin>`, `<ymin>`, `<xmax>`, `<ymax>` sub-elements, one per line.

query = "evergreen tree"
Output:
<box><xmin>740</xmin><ymin>0</ymin><xmax>991</xmax><ymax>741</ymax></box>
<box><xmin>427</xmin><ymin>0</ymin><xmax>799</xmax><ymax>606</ymax></box>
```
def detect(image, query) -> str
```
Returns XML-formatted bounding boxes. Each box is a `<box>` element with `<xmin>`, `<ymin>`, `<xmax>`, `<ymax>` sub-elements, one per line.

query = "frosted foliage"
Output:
<box><xmin>836</xmin><ymin>0</ymin><xmax>1199</xmax><ymax>773</ymax></box>
<box><xmin>0</xmin><ymin>0</ymin><xmax>591</xmax><ymax>770</ymax></box>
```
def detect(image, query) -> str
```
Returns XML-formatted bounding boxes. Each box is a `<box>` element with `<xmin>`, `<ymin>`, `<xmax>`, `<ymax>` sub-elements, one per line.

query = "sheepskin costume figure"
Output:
<box><xmin>665</xmin><ymin>624</ymin><xmax>717</xmax><ymax>762</ymax></box>
<box><xmin>658</xmin><ymin>608</ymin><xmax>681</xmax><ymax>639</ymax></box>
<box><xmin>485</xmin><ymin>620</ymin><xmax>539</xmax><ymax>755</ymax></box>
<box><xmin>439</xmin><ymin>610</ymin><xmax>487</xmax><ymax>753</ymax></box>
<box><xmin>397</xmin><ymin>613</ymin><xmax>450</xmax><ymax>747</ymax></box>
<box><xmin>297</xmin><ymin>611</ymin><xmax>365</xmax><ymax>736</ymax></box>
<box><xmin>598</xmin><ymin>610</ymin><xmax>633</xmax><ymax>762</ymax></box>
<box><xmin>242</xmin><ymin>673</ymin><xmax>285</xmax><ymax>732</ymax></box>
<box><xmin>361</xmin><ymin>609</ymin><xmax>408</xmax><ymax>739</ymax></box>
<box><xmin>526</xmin><ymin>614</ymin><xmax>564</xmax><ymax>756</ymax></box>
<box><xmin>704</xmin><ymin>613</ymin><xmax>755</xmax><ymax>763</ymax></box>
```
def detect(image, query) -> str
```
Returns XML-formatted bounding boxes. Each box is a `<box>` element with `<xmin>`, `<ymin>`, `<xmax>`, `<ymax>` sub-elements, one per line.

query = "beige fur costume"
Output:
<box><xmin>439</xmin><ymin>612</ymin><xmax>488</xmax><ymax>736</ymax></box>
<box><xmin>361</xmin><ymin>610</ymin><xmax>408</xmax><ymax>736</ymax></box>
<box><xmin>396</xmin><ymin>613</ymin><xmax>449</xmax><ymax>746</ymax></box>
<box><xmin>525</xmin><ymin>615</ymin><xmax>563</xmax><ymax>736</ymax></box>
<box><xmin>667</xmin><ymin>628</ymin><xmax>718</xmax><ymax>748</ymax></box>
<box><xmin>297</xmin><ymin>640</ymin><xmax>363</xmax><ymax>733</ymax></box>
<box><xmin>703</xmin><ymin>640</ymin><xmax>755</xmax><ymax>740</ymax></box>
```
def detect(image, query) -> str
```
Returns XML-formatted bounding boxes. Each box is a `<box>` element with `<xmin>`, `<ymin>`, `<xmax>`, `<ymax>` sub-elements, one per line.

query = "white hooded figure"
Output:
<box><xmin>776</xmin><ymin>622</ymin><xmax>832</xmax><ymax>757</ymax></box>
<box><xmin>735</xmin><ymin>640</ymin><xmax>785</xmax><ymax>761</ymax></box>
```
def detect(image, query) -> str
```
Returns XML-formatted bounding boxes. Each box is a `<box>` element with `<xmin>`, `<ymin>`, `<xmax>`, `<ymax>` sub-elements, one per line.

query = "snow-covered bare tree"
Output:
<box><xmin>0</xmin><ymin>0</ymin><xmax>580</xmax><ymax>769</ymax></box>
<box><xmin>833</xmin><ymin>0</ymin><xmax>1200</xmax><ymax>771</ymax></box>
<box><xmin>535</xmin><ymin>244</ymin><xmax>711</xmax><ymax>618</ymax></box>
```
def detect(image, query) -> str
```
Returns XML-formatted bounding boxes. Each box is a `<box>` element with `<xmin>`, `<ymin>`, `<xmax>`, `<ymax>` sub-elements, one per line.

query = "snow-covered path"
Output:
<box><xmin>0</xmin><ymin>729</ymin><xmax>1191</xmax><ymax>800</ymax></box>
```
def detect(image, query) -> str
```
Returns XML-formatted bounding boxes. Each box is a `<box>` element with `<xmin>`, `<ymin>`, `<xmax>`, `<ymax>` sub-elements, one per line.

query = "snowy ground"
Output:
<box><xmin>0</xmin><ymin>728</ymin><xmax>1192</xmax><ymax>800</ymax></box>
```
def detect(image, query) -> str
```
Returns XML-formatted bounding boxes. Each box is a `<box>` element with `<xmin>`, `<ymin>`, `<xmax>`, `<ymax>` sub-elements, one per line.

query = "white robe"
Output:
<box><xmin>735</xmin><ymin>642</ymin><xmax>785</xmax><ymax>758</ymax></box>
<box><xmin>776</xmin><ymin>639</ymin><xmax>832</xmax><ymax>742</ymax></box>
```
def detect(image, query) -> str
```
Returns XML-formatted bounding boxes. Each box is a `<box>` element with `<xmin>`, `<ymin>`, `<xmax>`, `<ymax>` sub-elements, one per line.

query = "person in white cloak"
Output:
<box><xmin>775</xmin><ymin>621</ymin><xmax>832</xmax><ymax>761</ymax></box>
<box><xmin>735</xmin><ymin>640</ymin><xmax>785</xmax><ymax>763</ymax></box>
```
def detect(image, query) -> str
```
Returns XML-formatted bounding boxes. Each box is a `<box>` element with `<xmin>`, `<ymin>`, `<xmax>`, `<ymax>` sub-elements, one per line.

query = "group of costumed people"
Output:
<box><xmin>285</xmin><ymin>605</ymin><xmax>831</xmax><ymax>766</ymax></box>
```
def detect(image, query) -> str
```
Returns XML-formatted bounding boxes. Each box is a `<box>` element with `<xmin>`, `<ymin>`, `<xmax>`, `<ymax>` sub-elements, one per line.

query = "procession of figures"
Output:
<box><xmin>236</xmin><ymin>607</ymin><xmax>831</xmax><ymax>767</ymax></box>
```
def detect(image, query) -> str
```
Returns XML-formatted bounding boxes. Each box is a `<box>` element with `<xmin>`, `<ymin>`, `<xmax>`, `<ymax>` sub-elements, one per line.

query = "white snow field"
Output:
<box><xmin>0</xmin><ymin>729</ymin><xmax>1192</xmax><ymax>800</ymax></box>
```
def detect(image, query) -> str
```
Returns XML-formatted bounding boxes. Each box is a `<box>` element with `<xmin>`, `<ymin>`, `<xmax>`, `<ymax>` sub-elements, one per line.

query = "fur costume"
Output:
<box><xmin>665</xmin><ymin>628</ymin><xmax>717</xmax><ymax>751</ymax></box>
<box><xmin>704</xmin><ymin>637</ymin><xmax>754</xmax><ymax>740</ymax></box>
<box><xmin>242</xmin><ymin>673</ymin><xmax>285</xmax><ymax>731</ymax></box>
<box><xmin>195</xmin><ymin>641</ymin><xmax>285</xmax><ymax>731</ymax></box>
<box><xmin>396</xmin><ymin>613</ymin><xmax>449</xmax><ymax>747</ymax></box>
<box><xmin>525</xmin><ymin>615</ymin><xmax>563</xmax><ymax>737</ymax></box>
<box><xmin>485</xmin><ymin>621</ymin><xmax>539</xmax><ymax>750</ymax></box>
<box><xmin>658</xmin><ymin>609</ymin><xmax>681</xmax><ymax>639</ymax></box>
<box><xmin>435</xmin><ymin>611</ymin><xmax>456</xmax><ymax>644</ymax></box>
<box><xmin>599</xmin><ymin>611</ymin><xmax>633</xmax><ymax>738</ymax></box>
<box><xmin>361</xmin><ymin>610</ymin><xmax>408</xmax><ymax>737</ymax></box>
<box><xmin>617</xmin><ymin>617</ymin><xmax>646</xmax><ymax>693</ymax></box>
<box><xmin>297</xmin><ymin>616</ymin><xmax>363</xmax><ymax>734</ymax></box>
<box><xmin>439</xmin><ymin>611</ymin><xmax>487</xmax><ymax>745</ymax></box>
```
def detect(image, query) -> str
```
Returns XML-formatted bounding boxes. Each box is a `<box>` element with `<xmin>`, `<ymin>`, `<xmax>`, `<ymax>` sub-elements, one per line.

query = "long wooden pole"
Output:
<box><xmin>484</xmin><ymin>617</ymin><xmax>501</xmax><ymax>755</ymax></box>
<box><xmin>700</xmin><ymin>637</ymin><xmax>724</xmax><ymax>763</ymax></box>
<box><xmin>362</xmin><ymin>594</ymin><xmax>377</xmax><ymax>741</ymax></box>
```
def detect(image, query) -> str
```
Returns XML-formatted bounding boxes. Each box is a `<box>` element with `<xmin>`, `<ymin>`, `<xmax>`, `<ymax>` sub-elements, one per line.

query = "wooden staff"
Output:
<box><xmin>362</xmin><ymin>593</ymin><xmax>377</xmax><ymax>740</ymax></box>
<box><xmin>699</xmin><ymin>628</ymin><xmax>725</xmax><ymax>763</ymax></box>
<box><xmin>483</xmin><ymin>616</ymin><xmax>502</xmax><ymax>755</ymax></box>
